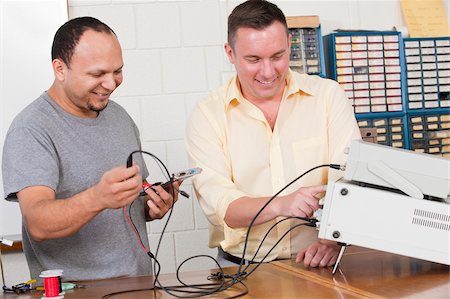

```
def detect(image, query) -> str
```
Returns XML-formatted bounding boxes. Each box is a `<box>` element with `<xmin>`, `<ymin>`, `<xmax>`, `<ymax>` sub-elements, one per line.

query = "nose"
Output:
<box><xmin>260</xmin><ymin>59</ymin><xmax>275</xmax><ymax>79</ymax></box>
<box><xmin>102</xmin><ymin>73</ymin><xmax>119</xmax><ymax>91</ymax></box>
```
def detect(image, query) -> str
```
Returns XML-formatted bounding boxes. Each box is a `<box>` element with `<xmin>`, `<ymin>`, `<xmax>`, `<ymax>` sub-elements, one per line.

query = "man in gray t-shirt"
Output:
<box><xmin>1</xmin><ymin>17</ymin><xmax>180</xmax><ymax>281</ymax></box>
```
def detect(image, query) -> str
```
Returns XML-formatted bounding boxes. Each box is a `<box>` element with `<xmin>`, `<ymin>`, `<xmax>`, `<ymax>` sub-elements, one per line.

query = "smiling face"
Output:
<box><xmin>225</xmin><ymin>21</ymin><xmax>291</xmax><ymax>104</ymax></box>
<box><xmin>51</xmin><ymin>29</ymin><xmax>123</xmax><ymax>118</ymax></box>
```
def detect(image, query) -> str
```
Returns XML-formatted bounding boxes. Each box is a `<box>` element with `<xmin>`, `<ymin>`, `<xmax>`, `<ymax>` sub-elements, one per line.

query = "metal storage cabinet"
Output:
<box><xmin>403</xmin><ymin>37</ymin><xmax>450</xmax><ymax>111</ymax></box>
<box><xmin>324</xmin><ymin>31</ymin><xmax>408</xmax><ymax>149</ymax></box>
<box><xmin>403</xmin><ymin>37</ymin><xmax>450</xmax><ymax>157</ymax></box>
<box><xmin>287</xmin><ymin>16</ymin><xmax>326</xmax><ymax>77</ymax></box>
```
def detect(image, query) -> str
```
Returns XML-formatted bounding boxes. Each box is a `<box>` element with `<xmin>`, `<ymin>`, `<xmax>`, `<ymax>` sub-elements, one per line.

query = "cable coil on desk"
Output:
<box><xmin>40</xmin><ymin>270</ymin><xmax>64</xmax><ymax>299</ymax></box>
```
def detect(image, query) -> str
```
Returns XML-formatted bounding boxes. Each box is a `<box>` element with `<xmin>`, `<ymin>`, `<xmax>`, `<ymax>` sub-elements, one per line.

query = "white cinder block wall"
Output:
<box><xmin>2</xmin><ymin>0</ymin><xmax>449</xmax><ymax>286</ymax></box>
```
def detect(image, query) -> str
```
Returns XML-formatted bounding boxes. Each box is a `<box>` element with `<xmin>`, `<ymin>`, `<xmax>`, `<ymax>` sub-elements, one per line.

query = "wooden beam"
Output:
<box><xmin>286</xmin><ymin>16</ymin><xmax>320</xmax><ymax>29</ymax></box>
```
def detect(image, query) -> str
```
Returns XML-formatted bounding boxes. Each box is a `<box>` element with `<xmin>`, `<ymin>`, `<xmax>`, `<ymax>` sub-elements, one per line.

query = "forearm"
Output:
<box><xmin>224</xmin><ymin>196</ymin><xmax>281</xmax><ymax>228</ymax></box>
<box><xmin>20</xmin><ymin>188</ymin><xmax>100</xmax><ymax>241</ymax></box>
<box><xmin>19</xmin><ymin>165</ymin><xmax>143</xmax><ymax>241</ymax></box>
<box><xmin>223</xmin><ymin>185</ymin><xmax>325</xmax><ymax>228</ymax></box>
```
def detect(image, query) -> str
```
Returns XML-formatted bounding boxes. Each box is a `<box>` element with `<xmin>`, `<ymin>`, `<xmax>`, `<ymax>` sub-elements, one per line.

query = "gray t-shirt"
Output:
<box><xmin>2</xmin><ymin>92</ymin><xmax>152</xmax><ymax>281</ymax></box>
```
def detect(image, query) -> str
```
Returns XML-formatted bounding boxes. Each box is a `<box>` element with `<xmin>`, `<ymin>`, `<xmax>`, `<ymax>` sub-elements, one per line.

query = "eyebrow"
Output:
<box><xmin>271</xmin><ymin>50</ymin><xmax>287</xmax><ymax>57</ymax></box>
<box><xmin>244</xmin><ymin>49</ymin><xmax>287</xmax><ymax>59</ymax></box>
<box><xmin>87</xmin><ymin>65</ymin><xmax>123</xmax><ymax>75</ymax></box>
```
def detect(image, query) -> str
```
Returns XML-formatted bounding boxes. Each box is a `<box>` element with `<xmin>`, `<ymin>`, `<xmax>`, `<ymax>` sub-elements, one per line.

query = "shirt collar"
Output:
<box><xmin>225</xmin><ymin>69</ymin><xmax>315</xmax><ymax>109</ymax></box>
<box><xmin>285</xmin><ymin>69</ymin><xmax>315</xmax><ymax>97</ymax></box>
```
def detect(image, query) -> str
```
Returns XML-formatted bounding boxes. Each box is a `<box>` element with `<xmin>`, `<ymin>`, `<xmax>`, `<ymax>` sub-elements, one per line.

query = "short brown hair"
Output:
<box><xmin>227</xmin><ymin>0</ymin><xmax>288</xmax><ymax>48</ymax></box>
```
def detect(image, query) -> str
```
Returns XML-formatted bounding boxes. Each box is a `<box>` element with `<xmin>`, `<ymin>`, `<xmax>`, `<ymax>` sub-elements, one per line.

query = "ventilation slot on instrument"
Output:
<box><xmin>412</xmin><ymin>208</ymin><xmax>450</xmax><ymax>231</ymax></box>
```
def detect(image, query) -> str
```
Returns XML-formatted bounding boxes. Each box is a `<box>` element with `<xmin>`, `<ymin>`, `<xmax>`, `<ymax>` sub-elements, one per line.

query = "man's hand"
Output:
<box><xmin>91</xmin><ymin>164</ymin><xmax>142</xmax><ymax>211</ymax></box>
<box><xmin>273</xmin><ymin>185</ymin><xmax>326</xmax><ymax>218</ymax></box>
<box><xmin>225</xmin><ymin>184</ymin><xmax>326</xmax><ymax>228</ymax></box>
<box><xmin>295</xmin><ymin>240</ymin><xmax>340</xmax><ymax>267</ymax></box>
<box><xmin>145</xmin><ymin>180</ymin><xmax>181</xmax><ymax>219</ymax></box>
<box><xmin>17</xmin><ymin>164</ymin><xmax>143</xmax><ymax>241</ymax></box>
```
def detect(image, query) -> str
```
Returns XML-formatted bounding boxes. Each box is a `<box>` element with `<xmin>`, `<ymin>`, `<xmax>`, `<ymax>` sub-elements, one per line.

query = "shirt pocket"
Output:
<box><xmin>292</xmin><ymin>135</ymin><xmax>328</xmax><ymax>174</ymax></box>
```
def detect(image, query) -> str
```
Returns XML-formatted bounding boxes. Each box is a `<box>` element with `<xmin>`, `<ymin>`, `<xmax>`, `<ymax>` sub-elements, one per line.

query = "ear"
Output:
<box><xmin>52</xmin><ymin>58</ymin><xmax>67</xmax><ymax>81</ymax></box>
<box><xmin>224</xmin><ymin>43</ymin><xmax>235</xmax><ymax>65</ymax></box>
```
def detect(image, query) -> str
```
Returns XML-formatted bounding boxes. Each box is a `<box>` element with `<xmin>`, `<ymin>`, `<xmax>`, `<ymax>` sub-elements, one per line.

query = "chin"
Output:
<box><xmin>88</xmin><ymin>101</ymin><xmax>108</xmax><ymax>113</ymax></box>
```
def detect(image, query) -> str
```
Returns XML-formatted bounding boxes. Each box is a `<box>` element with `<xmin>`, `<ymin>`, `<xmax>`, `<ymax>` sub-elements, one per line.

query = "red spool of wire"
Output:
<box><xmin>40</xmin><ymin>270</ymin><xmax>64</xmax><ymax>299</ymax></box>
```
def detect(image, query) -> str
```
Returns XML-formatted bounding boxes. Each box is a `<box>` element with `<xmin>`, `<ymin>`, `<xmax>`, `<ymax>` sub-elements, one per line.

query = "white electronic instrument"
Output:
<box><xmin>318</xmin><ymin>140</ymin><xmax>450</xmax><ymax>273</ymax></box>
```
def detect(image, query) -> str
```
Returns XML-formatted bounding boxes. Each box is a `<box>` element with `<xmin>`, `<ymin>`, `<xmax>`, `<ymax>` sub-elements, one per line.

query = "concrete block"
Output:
<box><xmin>116</xmin><ymin>50</ymin><xmax>162</xmax><ymax>96</ymax></box>
<box><xmin>166</xmin><ymin>140</ymin><xmax>189</xmax><ymax>172</ymax></box>
<box><xmin>148</xmin><ymin>194</ymin><xmax>194</xmax><ymax>233</ymax></box>
<box><xmin>88</xmin><ymin>5</ymin><xmax>136</xmax><ymax>49</ymax></box>
<box><xmin>180</xmin><ymin>1</ymin><xmax>222</xmax><ymax>46</ymax></box>
<box><xmin>140</xmin><ymin>94</ymin><xmax>186</xmax><ymax>141</ymax></box>
<box><xmin>136</xmin><ymin>3</ymin><xmax>181</xmax><ymax>48</ymax></box>
<box><xmin>141</xmin><ymin>141</ymin><xmax>168</xmax><ymax>183</ymax></box>
<box><xmin>162</xmin><ymin>48</ymin><xmax>207</xmax><ymax>93</ymax></box>
<box><xmin>204</xmin><ymin>46</ymin><xmax>225</xmax><ymax>90</ymax></box>
<box><xmin>147</xmin><ymin>232</ymin><xmax>176</xmax><ymax>274</ymax></box>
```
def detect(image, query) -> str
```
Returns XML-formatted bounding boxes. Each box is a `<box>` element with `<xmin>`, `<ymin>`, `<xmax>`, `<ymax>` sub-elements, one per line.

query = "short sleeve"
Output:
<box><xmin>2</xmin><ymin>127</ymin><xmax>59</xmax><ymax>201</ymax></box>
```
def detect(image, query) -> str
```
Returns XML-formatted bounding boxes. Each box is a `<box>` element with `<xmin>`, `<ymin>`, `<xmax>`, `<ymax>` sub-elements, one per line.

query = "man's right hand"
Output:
<box><xmin>273</xmin><ymin>185</ymin><xmax>326</xmax><ymax>218</ymax></box>
<box><xmin>90</xmin><ymin>164</ymin><xmax>142</xmax><ymax>211</ymax></box>
<box><xmin>17</xmin><ymin>164</ymin><xmax>142</xmax><ymax>241</ymax></box>
<box><xmin>224</xmin><ymin>184</ymin><xmax>326</xmax><ymax>228</ymax></box>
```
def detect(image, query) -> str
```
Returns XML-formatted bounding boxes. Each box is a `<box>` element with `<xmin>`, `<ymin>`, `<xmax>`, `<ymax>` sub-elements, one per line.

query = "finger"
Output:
<box><xmin>153</xmin><ymin>186</ymin><xmax>170</xmax><ymax>203</ymax></box>
<box><xmin>319</xmin><ymin>252</ymin><xmax>333</xmax><ymax>267</ymax></box>
<box><xmin>121</xmin><ymin>164</ymin><xmax>140</xmax><ymax>178</ymax></box>
<box><xmin>173</xmin><ymin>181</ymin><xmax>182</xmax><ymax>199</ymax></box>
<box><xmin>155</xmin><ymin>185</ymin><xmax>176</xmax><ymax>204</ymax></box>
<box><xmin>319</xmin><ymin>246</ymin><xmax>338</xmax><ymax>267</ymax></box>
<box><xmin>323</xmin><ymin>245</ymin><xmax>339</xmax><ymax>267</ymax></box>
<box><xmin>146</xmin><ymin>199</ymin><xmax>163</xmax><ymax>219</ymax></box>
<box><xmin>108</xmin><ymin>181</ymin><xmax>139</xmax><ymax>201</ymax></box>
<box><xmin>295</xmin><ymin>250</ymin><xmax>306</xmax><ymax>263</ymax></box>
<box><xmin>296</xmin><ymin>204</ymin><xmax>313</xmax><ymax>217</ymax></box>
<box><xmin>303</xmin><ymin>246</ymin><xmax>318</xmax><ymax>267</ymax></box>
<box><xmin>305</xmin><ymin>184</ymin><xmax>327</xmax><ymax>196</ymax></box>
<box><xmin>106</xmin><ymin>165</ymin><xmax>140</xmax><ymax>185</ymax></box>
<box><xmin>310</xmin><ymin>252</ymin><xmax>324</xmax><ymax>267</ymax></box>
<box><xmin>116</xmin><ymin>174</ymin><xmax>142</xmax><ymax>194</ymax></box>
<box><xmin>145</xmin><ymin>188</ymin><xmax>165</xmax><ymax>210</ymax></box>
<box><xmin>174</xmin><ymin>180</ymin><xmax>182</xmax><ymax>188</ymax></box>
<box><xmin>303</xmin><ymin>251</ymin><xmax>313</xmax><ymax>267</ymax></box>
<box><xmin>327</xmin><ymin>253</ymin><xmax>339</xmax><ymax>267</ymax></box>
<box><xmin>304</xmin><ymin>196</ymin><xmax>320</xmax><ymax>210</ymax></box>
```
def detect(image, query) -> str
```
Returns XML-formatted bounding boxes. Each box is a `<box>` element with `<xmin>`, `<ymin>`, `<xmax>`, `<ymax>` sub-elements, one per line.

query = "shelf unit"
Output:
<box><xmin>408</xmin><ymin>110</ymin><xmax>450</xmax><ymax>157</ymax></box>
<box><xmin>403</xmin><ymin>37</ymin><xmax>450</xmax><ymax>157</ymax></box>
<box><xmin>324</xmin><ymin>31</ymin><xmax>407</xmax><ymax>149</ymax></box>
<box><xmin>357</xmin><ymin>112</ymin><xmax>409</xmax><ymax>149</ymax></box>
<box><xmin>403</xmin><ymin>37</ymin><xmax>450</xmax><ymax>111</ymax></box>
<box><xmin>287</xmin><ymin>16</ymin><xmax>326</xmax><ymax>77</ymax></box>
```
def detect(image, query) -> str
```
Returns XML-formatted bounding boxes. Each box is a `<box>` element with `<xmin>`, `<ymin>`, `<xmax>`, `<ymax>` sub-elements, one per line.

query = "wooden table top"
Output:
<box><xmin>2</xmin><ymin>247</ymin><xmax>448</xmax><ymax>298</ymax></box>
<box><xmin>1</xmin><ymin>262</ymin><xmax>365</xmax><ymax>299</ymax></box>
<box><xmin>272</xmin><ymin>246</ymin><xmax>450</xmax><ymax>299</ymax></box>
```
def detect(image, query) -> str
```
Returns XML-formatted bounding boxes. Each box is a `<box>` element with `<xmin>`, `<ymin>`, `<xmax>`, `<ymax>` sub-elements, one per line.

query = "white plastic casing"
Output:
<box><xmin>344</xmin><ymin>140</ymin><xmax>450</xmax><ymax>200</ymax></box>
<box><xmin>319</xmin><ymin>179</ymin><xmax>450</xmax><ymax>266</ymax></box>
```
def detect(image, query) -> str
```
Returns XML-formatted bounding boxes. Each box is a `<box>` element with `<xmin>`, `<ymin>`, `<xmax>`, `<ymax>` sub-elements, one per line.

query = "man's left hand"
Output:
<box><xmin>145</xmin><ymin>181</ymin><xmax>181</xmax><ymax>220</ymax></box>
<box><xmin>295</xmin><ymin>239</ymin><xmax>340</xmax><ymax>267</ymax></box>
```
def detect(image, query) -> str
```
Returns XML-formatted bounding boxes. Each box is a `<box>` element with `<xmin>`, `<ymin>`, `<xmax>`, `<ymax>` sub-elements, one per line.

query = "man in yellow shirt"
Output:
<box><xmin>186</xmin><ymin>0</ymin><xmax>361</xmax><ymax>267</ymax></box>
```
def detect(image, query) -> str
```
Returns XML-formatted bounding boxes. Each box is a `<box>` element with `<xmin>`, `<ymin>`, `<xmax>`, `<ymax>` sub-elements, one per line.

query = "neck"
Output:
<box><xmin>47</xmin><ymin>82</ymin><xmax>98</xmax><ymax>118</ymax></box>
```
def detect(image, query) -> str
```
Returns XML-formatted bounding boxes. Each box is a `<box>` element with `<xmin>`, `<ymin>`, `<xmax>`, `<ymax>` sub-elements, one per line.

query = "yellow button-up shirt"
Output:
<box><xmin>186</xmin><ymin>70</ymin><xmax>361</xmax><ymax>262</ymax></box>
